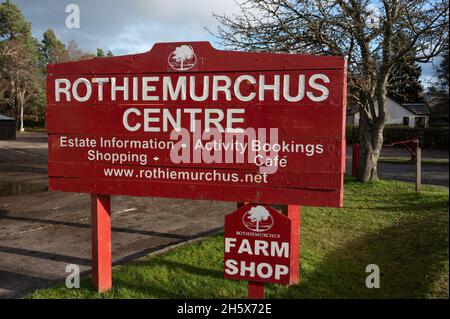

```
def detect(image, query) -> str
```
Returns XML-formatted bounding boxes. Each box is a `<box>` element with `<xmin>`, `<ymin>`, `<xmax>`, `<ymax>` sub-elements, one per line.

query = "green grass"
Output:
<box><xmin>22</xmin><ymin>127</ymin><xmax>46</xmax><ymax>133</ymax></box>
<box><xmin>29</xmin><ymin>179</ymin><xmax>449</xmax><ymax>299</ymax></box>
<box><xmin>379</xmin><ymin>156</ymin><xmax>449</xmax><ymax>166</ymax></box>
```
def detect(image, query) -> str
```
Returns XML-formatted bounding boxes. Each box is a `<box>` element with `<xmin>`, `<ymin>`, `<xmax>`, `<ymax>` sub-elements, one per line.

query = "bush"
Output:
<box><xmin>346</xmin><ymin>126</ymin><xmax>449</xmax><ymax>150</ymax></box>
<box><xmin>23</xmin><ymin>115</ymin><xmax>45</xmax><ymax>129</ymax></box>
<box><xmin>346</xmin><ymin>126</ymin><xmax>359</xmax><ymax>145</ymax></box>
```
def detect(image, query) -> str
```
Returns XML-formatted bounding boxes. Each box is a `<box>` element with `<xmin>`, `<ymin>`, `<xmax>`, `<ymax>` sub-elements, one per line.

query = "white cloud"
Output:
<box><xmin>14</xmin><ymin>0</ymin><xmax>240</xmax><ymax>54</ymax></box>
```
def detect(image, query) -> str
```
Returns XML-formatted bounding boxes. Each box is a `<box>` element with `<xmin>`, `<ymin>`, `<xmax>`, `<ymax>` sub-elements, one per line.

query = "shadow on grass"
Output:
<box><xmin>111</xmin><ymin>276</ymin><xmax>186</xmax><ymax>299</ymax></box>
<box><xmin>100</xmin><ymin>185</ymin><xmax>448</xmax><ymax>298</ymax></box>
<box><xmin>273</xmin><ymin>213</ymin><xmax>449</xmax><ymax>298</ymax></box>
<box><xmin>133</xmin><ymin>258</ymin><xmax>224</xmax><ymax>280</ymax></box>
<box><xmin>111</xmin><ymin>205</ymin><xmax>448</xmax><ymax>299</ymax></box>
<box><xmin>109</xmin><ymin>259</ymin><xmax>225</xmax><ymax>298</ymax></box>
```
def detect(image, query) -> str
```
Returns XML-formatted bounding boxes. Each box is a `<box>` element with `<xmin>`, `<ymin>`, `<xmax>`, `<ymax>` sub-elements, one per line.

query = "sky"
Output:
<box><xmin>14</xmin><ymin>0</ymin><xmax>238</xmax><ymax>55</ymax></box>
<box><xmin>13</xmin><ymin>0</ymin><xmax>438</xmax><ymax>85</ymax></box>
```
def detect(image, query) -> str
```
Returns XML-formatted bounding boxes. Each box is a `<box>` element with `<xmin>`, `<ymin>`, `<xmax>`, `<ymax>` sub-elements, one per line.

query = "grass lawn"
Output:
<box><xmin>29</xmin><ymin>178</ymin><xmax>449</xmax><ymax>299</ymax></box>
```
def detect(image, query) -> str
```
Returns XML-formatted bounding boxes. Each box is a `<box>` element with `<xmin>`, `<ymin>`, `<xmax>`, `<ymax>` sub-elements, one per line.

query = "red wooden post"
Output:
<box><xmin>409</xmin><ymin>140</ymin><xmax>418</xmax><ymax>161</ymax></box>
<box><xmin>248</xmin><ymin>281</ymin><xmax>265</xmax><ymax>299</ymax></box>
<box><xmin>352</xmin><ymin>143</ymin><xmax>360</xmax><ymax>177</ymax></box>
<box><xmin>91</xmin><ymin>194</ymin><xmax>112</xmax><ymax>292</ymax></box>
<box><xmin>282</xmin><ymin>205</ymin><xmax>300</xmax><ymax>284</ymax></box>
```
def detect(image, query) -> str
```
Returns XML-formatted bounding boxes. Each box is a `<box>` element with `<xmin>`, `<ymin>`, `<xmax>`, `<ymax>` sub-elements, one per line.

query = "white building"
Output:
<box><xmin>347</xmin><ymin>97</ymin><xmax>430</xmax><ymax>128</ymax></box>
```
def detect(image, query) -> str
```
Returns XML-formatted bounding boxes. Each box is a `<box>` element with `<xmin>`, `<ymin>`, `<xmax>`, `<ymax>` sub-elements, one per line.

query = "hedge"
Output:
<box><xmin>346</xmin><ymin>126</ymin><xmax>449</xmax><ymax>150</ymax></box>
<box><xmin>23</xmin><ymin>118</ymin><xmax>45</xmax><ymax>128</ymax></box>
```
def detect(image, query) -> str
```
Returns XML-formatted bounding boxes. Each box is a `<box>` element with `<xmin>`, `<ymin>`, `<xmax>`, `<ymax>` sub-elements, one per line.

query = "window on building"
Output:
<box><xmin>415</xmin><ymin>117</ymin><xmax>426</xmax><ymax>128</ymax></box>
<box><xmin>403</xmin><ymin>117</ymin><xmax>409</xmax><ymax>126</ymax></box>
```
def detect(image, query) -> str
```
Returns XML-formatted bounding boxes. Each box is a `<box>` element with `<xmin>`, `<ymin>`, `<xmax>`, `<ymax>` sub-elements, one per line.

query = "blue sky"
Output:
<box><xmin>14</xmin><ymin>0</ymin><xmax>438</xmax><ymax>85</ymax></box>
<box><xmin>15</xmin><ymin>0</ymin><xmax>234</xmax><ymax>55</ymax></box>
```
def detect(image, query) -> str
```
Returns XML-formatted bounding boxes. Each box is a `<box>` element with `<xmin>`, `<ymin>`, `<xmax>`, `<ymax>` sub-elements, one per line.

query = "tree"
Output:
<box><xmin>0</xmin><ymin>0</ymin><xmax>29</xmax><ymax>42</ymax></box>
<box><xmin>95</xmin><ymin>48</ymin><xmax>113</xmax><ymax>58</ymax></box>
<box><xmin>41</xmin><ymin>29</ymin><xmax>67</xmax><ymax>65</ymax></box>
<box><xmin>96</xmin><ymin>48</ymin><xmax>105</xmax><ymax>57</ymax></box>
<box><xmin>387</xmin><ymin>32</ymin><xmax>423</xmax><ymax>103</ymax></box>
<box><xmin>0</xmin><ymin>0</ymin><xmax>41</xmax><ymax>132</ymax></box>
<box><xmin>66</xmin><ymin>40</ymin><xmax>83</xmax><ymax>60</ymax></box>
<box><xmin>212</xmin><ymin>0</ymin><xmax>449</xmax><ymax>182</ymax></box>
<box><xmin>388</xmin><ymin>61</ymin><xmax>423</xmax><ymax>103</ymax></box>
<box><xmin>65</xmin><ymin>40</ymin><xmax>95</xmax><ymax>61</ymax></box>
<box><xmin>435</xmin><ymin>47</ymin><xmax>449</xmax><ymax>91</ymax></box>
<box><xmin>427</xmin><ymin>47</ymin><xmax>449</xmax><ymax>124</ymax></box>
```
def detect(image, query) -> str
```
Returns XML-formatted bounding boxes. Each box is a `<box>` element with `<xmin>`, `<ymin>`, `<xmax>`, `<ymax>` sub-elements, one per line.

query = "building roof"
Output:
<box><xmin>346</xmin><ymin>98</ymin><xmax>430</xmax><ymax>116</ymax></box>
<box><xmin>0</xmin><ymin>113</ymin><xmax>15</xmax><ymax>121</ymax></box>
<box><xmin>401</xmin><ymin>103</ymin><xmax>430</xmax><ymax>115</ymax></box>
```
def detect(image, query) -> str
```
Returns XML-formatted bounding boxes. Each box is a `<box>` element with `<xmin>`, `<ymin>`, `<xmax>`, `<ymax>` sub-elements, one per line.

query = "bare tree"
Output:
<box><xmin>66</xmin><ymin>40</ymin><xmax>94</xmax><ymax>61</ymax></box>
<box><xmin>211</xmin><ymin>0</ymin><xmax>448</xmax><ymax>181</ymax></box>
<box><xmin>0</xmin><ymin>39</ymin><xmax>36</xmax><ymax>132</ymax></box>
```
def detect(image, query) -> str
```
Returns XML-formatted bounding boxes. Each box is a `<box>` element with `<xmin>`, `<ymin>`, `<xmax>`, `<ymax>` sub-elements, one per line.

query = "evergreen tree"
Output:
<box><xmin>41</xmin><ymin>29</ymin><xmax>66</xmax><ymax>64</ymax></box>
<box><xmin>387</xmin><ymin>32</ymin><xmax>423</xmax><ymax>103</ymax></box>
<box><xmin>0</xmin><ymin>0</ymin><xmax>30</xmax><ymax>41</ymax></box>
<box><xmin>96</xmin><ymin>48</ymin><xmax>105</xmax><ymax>57</ymax></box>
<box><xmin>428</xmin><ymin>48</ymin><xmax>449</xmax><ymax>125</ymax></box>
<box><xmin>96</xmin><ymin>48</ymin><xmax>113</xmax><ymax>58</ymax></box>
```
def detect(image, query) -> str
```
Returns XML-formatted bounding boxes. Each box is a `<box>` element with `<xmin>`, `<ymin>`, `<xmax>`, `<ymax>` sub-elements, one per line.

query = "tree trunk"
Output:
<box><xmin>20</xmin><ymin>102</ymin><xmax>24</xmax><ymax>132</ymax></box>
<box><xmin>357</xmin><ymin>110</ymin><xmax>384</xmax><ymax>182</ymax></box>
<box><xmin>18</xmin><ymin>90</ymin><xmax>26</xmax><ymax>132</ymax></box>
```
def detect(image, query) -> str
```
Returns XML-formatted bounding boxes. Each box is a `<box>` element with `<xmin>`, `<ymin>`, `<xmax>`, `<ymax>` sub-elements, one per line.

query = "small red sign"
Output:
<box><xmin>224</xmin><ymin>204</ymin><xmax>293</xmax><ymax>285</ymax></box>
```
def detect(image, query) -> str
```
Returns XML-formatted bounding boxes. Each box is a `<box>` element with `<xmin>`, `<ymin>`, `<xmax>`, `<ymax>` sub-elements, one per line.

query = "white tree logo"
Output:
<box><xmin>168</xmin><ymin>45</ymin><xmax>197</xmax><ymax>71</ymax></box>
<box><xmin>242</xmin><ymin>206</ymin><xmax>274</xmax><ymax>232</ymax></box>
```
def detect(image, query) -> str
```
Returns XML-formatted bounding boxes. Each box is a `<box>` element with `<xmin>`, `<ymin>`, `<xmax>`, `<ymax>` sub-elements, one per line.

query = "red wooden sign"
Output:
<box><xmin>224</xmin><ymin>204</ymin><xmax>296</xmax><ymax>285</ymax></box>
<box><xmin>46</xmin><ymin>41</ymin><xmax>347</xmax><ymax>207</ymax></box>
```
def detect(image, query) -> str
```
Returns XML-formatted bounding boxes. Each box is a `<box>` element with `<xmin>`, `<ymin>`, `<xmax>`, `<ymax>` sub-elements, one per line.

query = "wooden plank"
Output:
<box><xmin>47</xmin><ymin>42</ymin><xmax>346</xmax><ymax>75</ymax></box>
<box><xmin>48</xmin><ymin>161</ymin><xmax>344</xmax><ymax>190</ymax></box>
<box><xmin>49</xmin><ymin>177</ymin><xmax>343</xmax><ymax>207</ymax></box>
<box><xmin>46</xmin><ymin>41</ymin><xmax>347</xmax><ymax>207</ymax></box>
